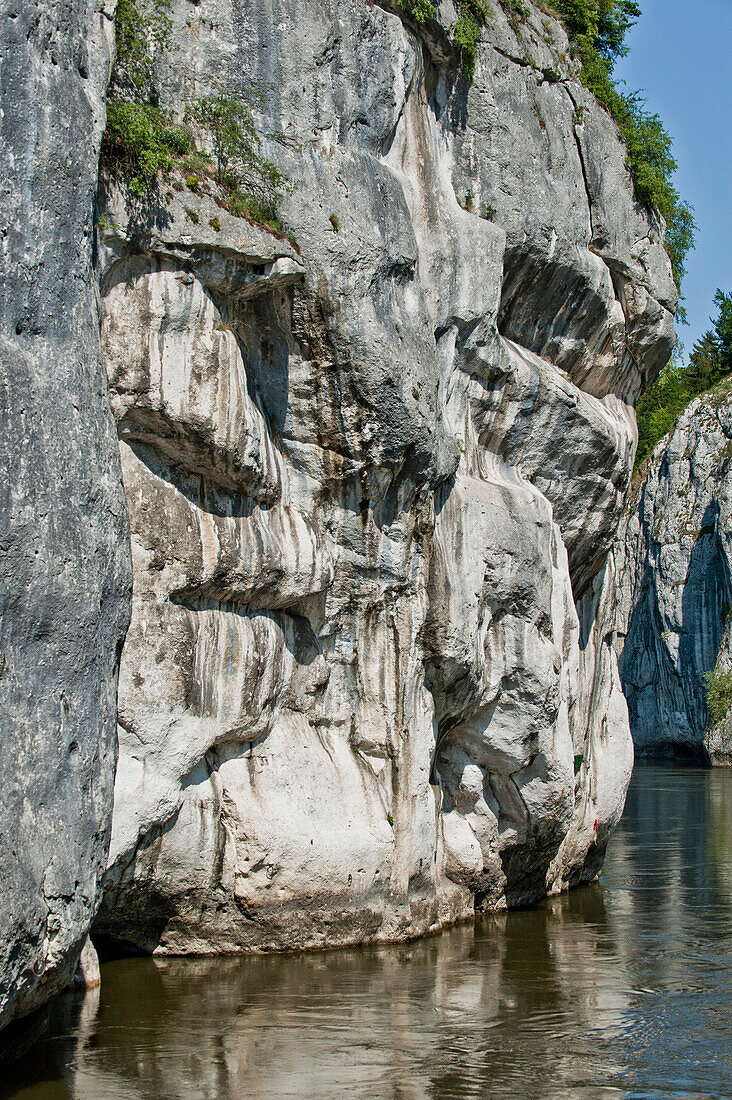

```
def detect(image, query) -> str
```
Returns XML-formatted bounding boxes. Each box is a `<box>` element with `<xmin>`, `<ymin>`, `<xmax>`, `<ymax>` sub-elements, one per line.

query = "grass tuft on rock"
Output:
<box><xmin>705</xmin><ymin>661</ymin><xmax>732</xmax><ymax>726</ymax></box>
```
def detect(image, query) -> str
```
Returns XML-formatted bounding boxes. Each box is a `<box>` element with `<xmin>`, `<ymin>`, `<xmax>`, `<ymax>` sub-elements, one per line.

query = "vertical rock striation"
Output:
<box><xmin>93</xmin><ymin>0</ymin><xmax>676</xmax><ymax>953</ymax></box>
<box><xmin>617</xmin><ymin>389</ymin><xmax>732</xmax><ymax>764</ymax></box>
<box><xmin>0</xmin><ymin>0</ymin><xmax>131</xmax><ymax>1026</ymax></box>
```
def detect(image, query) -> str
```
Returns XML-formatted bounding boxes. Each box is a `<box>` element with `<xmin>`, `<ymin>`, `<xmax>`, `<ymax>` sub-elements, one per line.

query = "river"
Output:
<box><xmin>2</xmin><ymin>763</ymin><xmax>732</xmax><ymax>1099</ymax></box>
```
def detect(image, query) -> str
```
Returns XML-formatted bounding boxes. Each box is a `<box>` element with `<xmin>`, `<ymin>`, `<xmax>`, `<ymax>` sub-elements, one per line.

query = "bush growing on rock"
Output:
<box><xmin>103</xmin><ymin>102</ymin><xmax>193</xmax><ymax>197</ymax></box>
<box><xmin>113</xmin><ymin>0</ymin><xmax>174</xmax><ymax>91</ymax></box>
<box><xmin>400</xmin><ymin>0</ymin><xmax>437</xmax><ymax>22</ymax></box>
<box><xmin>636</xmin><ymin>290</ymin><xmax>732</xmax><ymax>467</ymax></box>
<box><xmin>401</xmin><ymin>0</ymin><xmax>491</xmax><ymax>76</ymax></box>
<box><xmin>186</xmin><ymin>95</ymin><xmax>289</xmax><ymax>222</ymax></box>
<box><xmin>102</xmin><ymin>0</ymin><xmax>289</xmax><ymax>230</ymax></box>
<box><xmin>705</xmin><ymin>661</ymin><xmax>732</xmax><ymax>726</ymax></box>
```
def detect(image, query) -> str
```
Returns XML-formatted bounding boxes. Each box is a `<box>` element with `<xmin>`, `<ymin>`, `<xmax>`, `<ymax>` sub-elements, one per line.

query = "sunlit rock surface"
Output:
<box><xmin>0</xmin><ymin>0</ymin><xmax>131</xmax><ymax>1026</ymax></box>
<box><xmin>617</xmin><ymin>389</ymin><xmax>732</xmax><ymax>764</ymax></box>
<box><xmin>94</xmin><ymin>0</ymin><xmax>676</xmax><ymax>952</ymax></box>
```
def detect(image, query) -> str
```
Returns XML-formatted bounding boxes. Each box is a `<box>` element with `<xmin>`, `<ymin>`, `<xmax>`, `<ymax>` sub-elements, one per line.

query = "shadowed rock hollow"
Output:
<box><xmin>91</xmin><ymin>0</ymin><xmax>676</xmax><ymax>955</ymax></box>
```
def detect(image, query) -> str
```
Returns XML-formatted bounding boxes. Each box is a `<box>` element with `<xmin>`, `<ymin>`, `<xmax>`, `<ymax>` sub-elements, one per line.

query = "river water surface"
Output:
<box><xmin>3</xmin><ymin>763</ymin><xmax>732</xmax><ymax>1099</ymax></box>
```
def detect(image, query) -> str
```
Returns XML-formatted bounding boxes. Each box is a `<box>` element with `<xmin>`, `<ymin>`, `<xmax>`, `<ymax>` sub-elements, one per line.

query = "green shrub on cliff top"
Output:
<box><xmin>453</xmin><ymin>1</ymin><xmax>492</xmax><ymax>76</ymax></box>
<box><xmin>400</xmin><ymin>0</ymin><xmax>437</xmax><ymax>22</ymax></box>
<box><xmin>550</xmin><ymin>0</ymin><xmax>694</xmax><ymax>293</ymax></box>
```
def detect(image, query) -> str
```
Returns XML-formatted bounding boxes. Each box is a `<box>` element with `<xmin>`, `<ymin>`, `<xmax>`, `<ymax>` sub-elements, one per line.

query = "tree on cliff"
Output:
<box><xmin>636</xmin><ymin>290</ymin><xmax>732</xmax><ymax>467</ymax></box>
<box><xmin>551</xmin><ymin>0</ymin><xmax>695</xmax><ymax>294</ymax></box>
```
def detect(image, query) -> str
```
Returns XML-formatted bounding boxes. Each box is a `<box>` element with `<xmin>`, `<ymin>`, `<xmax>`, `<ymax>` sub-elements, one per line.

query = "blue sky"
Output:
<box><xmin>613</xmin><ymin>0</ymin><xmax>732</xmax><ymax>359</ymax></box>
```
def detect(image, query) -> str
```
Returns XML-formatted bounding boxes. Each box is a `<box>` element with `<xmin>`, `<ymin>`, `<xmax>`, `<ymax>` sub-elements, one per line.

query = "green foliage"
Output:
<box><xmin>453</xmin><ymin>1</ymin><xmax>492</xmax><ymax>78</ymax></box>
<box><xmin>401</xmin><ymin>0</ymin><xmax>490</xmax><ymax>77</ymax></box>
<box><xmin>454</xmin><ymin>11</ymin><xmax>481</xmax><ymax>74</ymax></box>
<box><xmin>104</xmin><ymin>85</ymin><xmax>289</xmax><ymax>230</ymax></box>
<box><xmin>401</xmin><ymin>0</ymin><xmax>437</xmax><ymax>22</ymax></box>
<box><xmin>705</xmin><ymin>661</ymin><xmax>732</xmax><ymax>726</ymax></box>
<box><xmin>105</xmin><ymin>0</ymin><xmax>290</xmax><ymax>235</ymax></box>
<box><xmin>186</xmin><ymin>96</ymin><xmax>289</xmax><ymax>217</ymax></box>
<box><xmin>103</xmin><ymin>101</ymin><xmax>193</xmax><ymax>196</ymax></box>
<box><xmin>551</xmin><ymin>0</ymin><xmax>639</xmax><ymax>57</ymax></box>
<box><xmin>500</xmin><ymin>0</ymin><xmax>530</xmax><ymax>18</ymax></box>
<box><xmin>226</xmin><ymin>190</ymin><xmax>283</xmax><ymax>233</ymax></box>
<box><xmin>550</xmin><ymin>0</ymin><xmax>694</xmax><ymax>292</ymax></box>
<box><xmin>113</xmin><ymin>0</ymin><xmax>173</xmax><ymax>89</ymax></box>
<box><xmin>713</xmin><ymin>288</ymin><xmax>732</xmax><ymax>373</ymax></box>
<box><xmin>635</xmin><ymin>290</ymin><xmax>732</xmax><ymax>468</ymax></box>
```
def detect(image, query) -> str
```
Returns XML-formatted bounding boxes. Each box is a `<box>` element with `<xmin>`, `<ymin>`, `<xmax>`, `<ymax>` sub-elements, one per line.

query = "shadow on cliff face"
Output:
<box><xmin>679</xmin><ymin>500</ymin><xmax>732</xmax><ymax>738</ymax></box>
<box><xmin>623</xmin><ymin>499</ymin><xmax>732</xmax><ymax>760</ymax></box>
<box><xmin>0</xmin><ymin>984</ymin><xmax>94</xmax><ymax>1093</ymax></box>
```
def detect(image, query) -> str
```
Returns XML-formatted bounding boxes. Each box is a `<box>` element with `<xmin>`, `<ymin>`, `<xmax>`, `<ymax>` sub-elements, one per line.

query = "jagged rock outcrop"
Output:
<box><xmin>617</xmin><ymin>389</ymin><xmax>732</xmax><ymax>763</ymax></box>
<box><xmin>0</xmin><ymin>0</ymin><xmax>131</xmax><ymax>1027</ymax></box>
<box><xmin>91</xmin><ymin>0</ymin><xmax>676</xmax><ymax>954</ymax></box>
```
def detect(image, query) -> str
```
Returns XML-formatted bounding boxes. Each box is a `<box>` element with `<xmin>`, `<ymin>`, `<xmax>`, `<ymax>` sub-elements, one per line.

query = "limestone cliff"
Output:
<box><xmin>91</xmin><ymin>0</ymin><xmax>676</xmax><ymax>953</ymax></box>
<box><xmin>0</xmin><ymin>0</ymin><xmax>131</xmax><ymax>1027</ymax></box>
<box><xmin>618</xmin><ymin>388</ymin><xmax>732</xmax><ymax>764</ymax></box>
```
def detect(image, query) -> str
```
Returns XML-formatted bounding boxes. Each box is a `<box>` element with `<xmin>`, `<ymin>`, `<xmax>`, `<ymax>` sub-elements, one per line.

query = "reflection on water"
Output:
<box><xmin>3</xmin><ymin>764</ymin><xmax>732</xmax><ymax>1100</ymax></box>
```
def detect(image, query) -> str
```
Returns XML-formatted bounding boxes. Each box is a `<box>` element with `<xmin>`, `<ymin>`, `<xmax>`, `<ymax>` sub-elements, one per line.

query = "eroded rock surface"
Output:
<box><xmin>617</xmin><ymin>390</ymin><xmax>732</xmax><ymax>764</ymax></box>
<box><xmin>94</xmin><ymin>0</ymin><xmax>675</xmax><ymax>952</ymax></box>
<box><xmin>0</xmin><ymin>0</ymin><xmax>131</xmax><ymax>1026</ymax></box>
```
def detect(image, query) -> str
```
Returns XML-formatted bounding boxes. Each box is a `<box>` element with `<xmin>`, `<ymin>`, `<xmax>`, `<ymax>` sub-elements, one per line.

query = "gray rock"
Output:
<box><xmin>92</xmin><ymin>0</ymin><xmax>673</xmax><ymax>953</ymax></box>
<box><xmin>0</xmin><ymin>0</ymin><xmax>131</xmax><ymax>1027</ymax></box>
<box><xmin>617</xmin><ymin>389</ymin><xmax>732</xmax><ymax>763</ymax></box>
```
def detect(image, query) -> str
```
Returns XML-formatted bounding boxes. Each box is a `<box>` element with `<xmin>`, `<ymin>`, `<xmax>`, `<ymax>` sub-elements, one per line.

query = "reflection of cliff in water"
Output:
<box><xmin>617</xmin><ymin>764</ymin><xmax>732</xmax><ymax>923</ymax></box>
<box><xmin>1</xmin><ymin>888</ymin><xmax>629</xmax><ymax>1100</ymax></box>
<box><xmin>706</xmin><ymin>769</ymin><xmax>732</xmax><ymax>912</ymax></box>
<box><xmin>3</xmin><ymin>765</ymin><xmax>732</xmax><ymax>1100</ymax></box>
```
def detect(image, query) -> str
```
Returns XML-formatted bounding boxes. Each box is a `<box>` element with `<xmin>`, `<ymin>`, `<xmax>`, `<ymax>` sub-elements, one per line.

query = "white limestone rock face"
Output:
<box><xmin>0</xmin><ymin>0</ymin><xmax>131</xmax><ymax>1026</ymax></box>
<box><xmin>95</xmin><ymin>0</ymin><xmax>673</xmax><ymax>952</ymax></box>
<box><xmin>617</xmin><ymin>391</ymin><xmax>732</xmax><ymax>764</ymax></box>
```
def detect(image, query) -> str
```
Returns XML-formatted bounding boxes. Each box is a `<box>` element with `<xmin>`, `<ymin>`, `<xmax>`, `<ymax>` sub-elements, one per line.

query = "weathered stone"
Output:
<box><xmin>92</xmin><ymin>0</ymin><xmax>673</xmax><ymax>953</ymax></box>
<box><xmin>72</xmin><ymin>937</ymin><xmax>102</xmax><ymax>991</ymax></box>
<box><xmin>617</xmin><ymin>389</ymin><xmax>732</xmax><ymax>763</ymax></box>
<box><xmin>0</xmin><ymin>0</ymin><xmax>131</xmax><ymax>1026</ymax></box>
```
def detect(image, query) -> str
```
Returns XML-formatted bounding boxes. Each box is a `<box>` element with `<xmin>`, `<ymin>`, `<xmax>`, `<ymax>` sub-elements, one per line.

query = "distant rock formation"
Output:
<box><xmin>0</xmin><ymin>0</ymin><xmax>131</xmax><ymax>1027</ymax></box>
<box><xmin>618</xmin><ymin>389</ymin><xmax>732</xmax><ymax>764</ymax></box>
<box><xmin>92</xmin><ymin>0</ymin><xmax>675</xmax><ymax>954</ymax></box>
